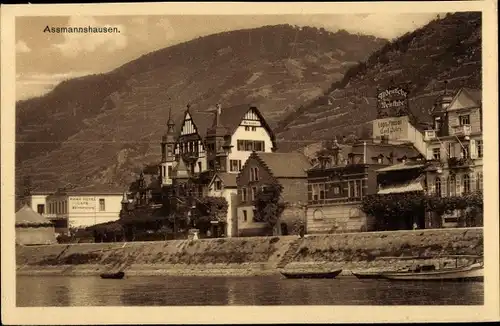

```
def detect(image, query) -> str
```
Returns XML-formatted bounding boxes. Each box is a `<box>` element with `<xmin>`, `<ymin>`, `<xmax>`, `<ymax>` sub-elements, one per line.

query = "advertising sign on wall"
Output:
<box><xmin>70</xmin><ymin>196</ymin><xmax>96</xmax><ymax>211</ymax></box>
<box><xmin>377</xmin><ymin>86</ymin><xmax>409</xmax><ymax>118</ymax></box>
<box><xmin>372</xmin><ymin>116</ymin><xmax>409</xmax><ymax>140</ymax></box>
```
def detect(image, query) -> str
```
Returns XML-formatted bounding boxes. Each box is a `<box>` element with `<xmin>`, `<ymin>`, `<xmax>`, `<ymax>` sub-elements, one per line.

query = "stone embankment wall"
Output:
<box><xmin>16</xmin><ymin>228</ymin><xmax>483</xmax><ymax>277</ymax></box>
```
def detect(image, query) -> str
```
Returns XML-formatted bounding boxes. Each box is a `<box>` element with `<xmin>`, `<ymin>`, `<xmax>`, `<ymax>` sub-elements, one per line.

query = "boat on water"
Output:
<box><xmin>280</xmin><ymin>269</ymin><xmax>343</xmax><ymax>279</ymax></box>
<box><xmin>381</xmin><ymin>263</ymin><xmax>483</xmax><ymax>282</ymax></box>
<box><xmin>100</xmin><ymin>271</ymin><xmax>125</xmax><ymax>279</ymax></box>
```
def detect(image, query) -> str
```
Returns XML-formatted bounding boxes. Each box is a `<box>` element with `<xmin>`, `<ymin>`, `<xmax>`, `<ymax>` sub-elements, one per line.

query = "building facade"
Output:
<box><xmin>206</xmin><ymin>172</ymin><xmax>238</xmax><ymax>237</ymax></box>
<box><xmin>306</xmin><ymin>140</ymin><xmax>420</xmax><ymax>234</ymax></box>
<box><xmin>423</xmin><ymin>88</ymin><xmax>483</xmax><ymax>227</ymax></box>
<box><xmin>236</xmin><ymin>151</ymin><xmax>311</xmax><ymax>236</ymax></box>
<box><xmin>45</xmin><ymin>187</ymin><xmax>123</xmax><ymax>232</ymax></box>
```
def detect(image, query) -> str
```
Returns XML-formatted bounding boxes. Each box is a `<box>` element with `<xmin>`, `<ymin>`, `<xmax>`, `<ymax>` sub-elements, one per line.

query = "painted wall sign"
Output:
<box><xmin>372</xmin><ymin>116</ymin><xmax>409</xmax><ymax>140</ymax></box>
<box><xmin>70</xmin><ymin>196</ymin><xmax>96</xmax><ymax>211</ymax></box>
<box><xmin>377</xmin><ymin>86</ymin><xmax>409</xmax><ymax>118</ymax></box>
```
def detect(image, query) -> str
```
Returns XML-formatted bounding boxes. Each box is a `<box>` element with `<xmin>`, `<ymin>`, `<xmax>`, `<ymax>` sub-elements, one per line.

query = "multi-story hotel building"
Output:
<box><xmin>159</xmin><ymin>103</ymin><xmax>277</xmax><ymax>186</ymax></box>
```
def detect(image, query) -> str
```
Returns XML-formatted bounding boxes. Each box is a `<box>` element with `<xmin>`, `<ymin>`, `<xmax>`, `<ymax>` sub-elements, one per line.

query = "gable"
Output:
<box><xmin>180</xmin><ymin>113</ymin><xmax>198</xmax><ymax>136</ymax></box>
<box><xmin>447</xmin><ymin>89</ymin><xmax>480</xmax><ymax>111</ymax></box>
<box><xmin>240</xmin><ymin>108</ymin><xmax>261</xmax><ymax>126</ymax></box>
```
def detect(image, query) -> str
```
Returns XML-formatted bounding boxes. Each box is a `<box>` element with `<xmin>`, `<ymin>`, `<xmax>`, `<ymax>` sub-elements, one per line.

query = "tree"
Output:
<box><xmin>191</xmin><ymin>196</ymin><xmax>229</xmax><ymax>234</ymax></box>
<box><xmin>253</xmin><ymin>183</ymin><xmax>286</xmax><ymax>235</ymax></box>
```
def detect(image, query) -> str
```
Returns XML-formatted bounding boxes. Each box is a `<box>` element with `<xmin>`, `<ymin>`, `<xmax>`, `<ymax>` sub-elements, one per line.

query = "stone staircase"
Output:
<box><xmin>276</xmin><ymin>239</ymin><xmax>302</xmax><ymax>269</ymax></box>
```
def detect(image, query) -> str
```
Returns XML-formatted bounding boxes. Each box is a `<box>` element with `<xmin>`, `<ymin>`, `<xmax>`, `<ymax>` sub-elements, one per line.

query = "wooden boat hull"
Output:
<box><xmin>100</xmin><ymin>271</ymin><xmax>125</xmax><ymax>279</ymax></box>
<box><xmin>381</xmin><ymin>265</ymin><xmax>483</xmax><ymax>282</ymax></box>
<box><xmin>281</xmin><ymin>270</ymin><xmax>342</xmax><ymax>279</ymax></box>
<box><xmin>352</xmin><ymin>272</ymin><xmax>384</xmax><ymax>280</ymax></box>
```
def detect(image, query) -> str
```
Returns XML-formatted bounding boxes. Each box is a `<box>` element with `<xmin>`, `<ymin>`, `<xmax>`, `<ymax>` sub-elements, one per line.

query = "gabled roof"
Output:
<box><xmin>174</xmin><ymin>106</ymin><xmax>213</xmax><ymax>140</ymax></box>
<box><xmin>209</xmin><ymin>172</ymin><xmax>237</xmax><ymax>188</ymax></box>
<box><xmin>16</xmin><ymin>205</ymin><xmax>53</xmax><ymax>227</ymax></box>
<box><xmin>244</xmin><ymin>152</ymin><xmax>312</xmax><ymax>178</ymax></box>
<box><xmin>447</xmin><ymin>87</ymin><xmax>482</xmax><ymax>111</ymax></box>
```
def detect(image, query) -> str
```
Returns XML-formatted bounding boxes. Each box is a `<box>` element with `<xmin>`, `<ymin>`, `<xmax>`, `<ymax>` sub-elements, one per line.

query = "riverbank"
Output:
<box><xmin>16</xmin><ymin>227</ymin><xmax>483</xmax><ymax>277</ymax></box>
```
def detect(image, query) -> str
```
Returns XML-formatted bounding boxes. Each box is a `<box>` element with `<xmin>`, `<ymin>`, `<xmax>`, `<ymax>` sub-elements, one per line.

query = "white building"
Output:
<box><xmin>26</xmin><ymin>191</ymin><xmax>51</xmax><ymax>215</ymax></box>
<box><xmin>45</xmin><ymin>186</ymin><xmax>123</xmax><ymax>231</ymax></box>
<box><xmin>160</xmin><ymin>103</ymin><xmax>277</xmax><ymax>184</ymax></box>
<box><xmin>206</xmin><ymin>172</ymin><xmax>239</xmax><ymax>237</ymax></box>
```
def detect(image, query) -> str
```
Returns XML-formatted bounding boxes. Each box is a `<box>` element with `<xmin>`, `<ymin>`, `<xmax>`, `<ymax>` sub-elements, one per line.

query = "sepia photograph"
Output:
<box><xmin>1</xmin><ymin>1</ymin><xmax>499</xmax><ymax>324</ymax></box>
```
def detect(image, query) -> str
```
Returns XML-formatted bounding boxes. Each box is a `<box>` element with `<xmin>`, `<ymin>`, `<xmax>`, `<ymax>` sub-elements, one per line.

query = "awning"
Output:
<box><xmin>377</xmin><ymin>162</ymin><xmax>425</xmax><ymax>173</ymax></box>
<box><xmin>378</xmin><ymin>177</ymin><xmax>425</xmax><ymax>195</ymax></box>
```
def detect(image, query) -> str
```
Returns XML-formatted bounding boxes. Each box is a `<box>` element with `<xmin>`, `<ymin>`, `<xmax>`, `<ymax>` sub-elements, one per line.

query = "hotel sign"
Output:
<box><xmin>241</xmin><ymin>120</ymin><xmax>260</xmax><ymax>127</ymax></box>
<box><xmin>377</xmin><ymin>86</ymin><xmax>409</xmax><ymax>118</ymax></box>
<box><xmin>70</xmin><ymin>196</ymin><xmax>96</xmax><ymax>211</ymax></box>
<box><xmin>373</xmin><ymin>116</ymin><xmax>409</xmax><ymax>140</ymax></box>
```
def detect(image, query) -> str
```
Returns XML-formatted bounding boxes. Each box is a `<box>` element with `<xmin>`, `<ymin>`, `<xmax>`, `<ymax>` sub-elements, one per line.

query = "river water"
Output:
<box><xmin>17</xmin><ymin>275</ymin><xmax>483</xmax><ymax>306</ymax></box>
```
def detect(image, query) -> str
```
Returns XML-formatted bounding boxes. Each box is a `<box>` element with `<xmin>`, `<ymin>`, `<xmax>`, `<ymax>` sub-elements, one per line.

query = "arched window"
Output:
<box><xmin>448</xmin><ymin>175</ymin><xmax>456</xmax><ymax>197</ymax></box>
<box><xmin>463</xmin><ymin>174</ymin><xmax>470</xmax><ymax>194</ymax></box>
<box><xmin>435</xmin><ymin>177</ymin><xmax>442</xmax><ymax>197</ymax></box>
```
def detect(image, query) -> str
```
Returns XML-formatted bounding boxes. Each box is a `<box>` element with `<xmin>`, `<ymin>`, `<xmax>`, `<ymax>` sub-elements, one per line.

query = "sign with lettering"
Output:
<box><xmin>377</xmin><ymin>86</ymin><xmax>409</xmax><ymax>118</ymax></box>
<box><xmin>372</xmin><ymin>116</ymin><xmax>409</xmax><ymax>140</ymax></box>
<box><xmin>241</xmin><ymin>120</ymin><xmax>260</xmax><ymax>127</ymax></box>
<box><xmin>70</xmin><ymin>196</ymin><xmax>96</xmax><ymax>211</ymax></box>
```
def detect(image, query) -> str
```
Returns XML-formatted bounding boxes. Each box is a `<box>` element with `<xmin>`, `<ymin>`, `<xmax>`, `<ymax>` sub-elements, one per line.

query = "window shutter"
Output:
<box><xmin>470</xmin><ymin>139</ymin><xmax>478</xmax><ymax>159</ymax></box>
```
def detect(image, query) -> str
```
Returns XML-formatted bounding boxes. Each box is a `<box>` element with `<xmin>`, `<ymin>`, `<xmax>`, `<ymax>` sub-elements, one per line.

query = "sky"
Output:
<box><xmin>15</xmin><ymin>13</ymin><xmax>441</xmax><ymax>101</ymax></box>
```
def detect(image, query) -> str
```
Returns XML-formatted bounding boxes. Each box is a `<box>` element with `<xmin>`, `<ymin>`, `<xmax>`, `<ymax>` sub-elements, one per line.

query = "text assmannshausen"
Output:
<box><xmin>43</xmin><ymin>26</ymin><xmax>120</xmax><ymax>33</ymax></box>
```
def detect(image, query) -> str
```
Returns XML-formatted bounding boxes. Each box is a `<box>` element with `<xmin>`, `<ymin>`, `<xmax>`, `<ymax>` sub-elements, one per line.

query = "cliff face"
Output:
<box><xmin>16</xmin><ymin>25</ymin><xmax>386</xmax><ymax>194</ymax></box>
<box><xmin>275</xmin><ymin>12</ymin><xmax>482</xmax><ymax>142</ymax></box>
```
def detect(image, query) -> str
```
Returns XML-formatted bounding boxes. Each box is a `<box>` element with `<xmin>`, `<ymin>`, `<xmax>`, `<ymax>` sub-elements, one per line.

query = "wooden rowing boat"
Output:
<box><xmin>381</xmin><ymin>263</ymin><xmax>483</xmax><ymax>282</ymax></box>
<box><xmin>280</xmin><ymin>269</ymin><xmax>342</xmax><ymax>279</ymax></box>
<box><xmin>100</xmin><ymin>271</ymin><xmax>125</xmax><ymax>279</ymax></box>
<box><xmin>352</xmin><ymin>271</ymin><xmax>384</xmax><ymax>279</ymax></box>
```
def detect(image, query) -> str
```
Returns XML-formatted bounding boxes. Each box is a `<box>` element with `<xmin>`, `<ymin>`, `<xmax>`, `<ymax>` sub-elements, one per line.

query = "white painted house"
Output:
<box><xmin>207</xmin><ymin>172</ymin><xmax>239</xmax><ymax>237</ymax></box>
<box><xmin>45</xmin><ymin>186</ymin><xmax>123</xmax><ymax>232</ymax></box>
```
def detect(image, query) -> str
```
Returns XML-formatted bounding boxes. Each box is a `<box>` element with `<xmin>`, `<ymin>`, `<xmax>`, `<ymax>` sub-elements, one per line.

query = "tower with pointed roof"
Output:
<box><xmin>206</xmin><ymin>103</ymin><xmax>231</xmax><ymax>172</ymax></box>
<box><xmin>430</xmin><ymin>80</ymin><xmax>454</xmax><ymax>136</ymax></box>
<box><xmin>160</xmin><ymin>108</ymin><xmax>177</xmax><ymax>186</ymax></box>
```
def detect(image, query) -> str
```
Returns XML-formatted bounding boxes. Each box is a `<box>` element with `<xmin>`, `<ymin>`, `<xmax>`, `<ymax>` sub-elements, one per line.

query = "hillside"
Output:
<box><xmin>275</xmin><ymin>12</ymin><xmax>482</xmax><ymax>142</ymax></box>
<box><xmin>16</xmin><ymin>25</ymin><xmax>386</xmax><ymax>193</ymax></box>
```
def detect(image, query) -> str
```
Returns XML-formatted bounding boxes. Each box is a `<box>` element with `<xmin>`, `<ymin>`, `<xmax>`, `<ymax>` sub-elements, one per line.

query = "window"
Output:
<box><xmin>435</xmin><ymin>177</ymin><xmax>442</xmax><ymax>197</ymax></box>
<box><xmin>241</xmin><ymin>188</ymin><xmax>247</xmax><ymax>202</ymax></box>
<box><xmin>432</xmin><ymin>148</ymin><xmax>441</xmax><ymax>160</ymax></box>
<box><xmin>99</xmin><ymin>199</ymin><xmax>105</xmax><ymax>211</ymax></box>
<box><xmin>251</xmin><ymin>186</ymin><xmax>257</xmax><ymax>201</ymax></box>
<box><xmin>214</xmin><ymin>180</ymin><xmax>222</xmax><ymax>191</ymax></box>
<box><xmin>461</xmin><ymin>144</ymin><xmax>469</xmax><ymax>159</ymax></box>
<box><xmin>37</xmin><ymin>204</ymin><xmax>45</xmax><ymax>215</ymax></box>
<box><xmin>197</xmin><ymin>162</ymin><xmax>202</xmax><ymax>172</ymax></box>
<box><xmin>448</xmin><ymin>142</ymin><xmax>454</xmax><ymax>158</ymax></box>
<box><xmin>167</xmin><ymin>166</ymin><xmax>172</xmax><ymax>177</ymax></box>
<box><xmin>448</xmin><ymin>176</ymin><xmax>456</xmax><ymax>196</ymax></box>
<box><xmin>251</xmin><ymin>127</ymin><xmax>257</xmax><ymax>132</ymax></box>
<box><xmin>243</xmin><ymin>210</ymin><xmax>247</xmax><ymax>222</ymax></box>
<box><xmin>245</xmin><ymin>126</ymin><xmax>250</xmax><ymax>131</ymax></box>
<box><xmin>250</xmin><ymin>167</ymin><xmax>259</xmax><ymax>181</ymax></box>
<box><xmin>252</xmin><ymin>209</ymin><xmax>258</xmax><ymax>222</ymax></box>
<box><xmin>319</xmin><ymin>183</ymin><xmax>325</xmax><ymax>200</ymax></box>
<box><xmin>477</xmin><ymin>172</ymin><xmax>483</xmax><ymax>191</ymax></box>
<box><xmin>463</xmin><ymin>174</ymin><xmax>471</xmax><ymax>194</ymax></box>
<box><xmin>459</xmin><ymin>115</ymin><xmax>470</xmax><ymax>125</ymax></box>
<box><xmin>237</xmin><ymin>140</ymin><xmax>265</xmax><ymax>152</ymax></box>
<box><xmin>477</xmin><ymin>140</ymin><xmax>483</xmax><ymax>158</ymax></box>
<box><xmin>377</xmin><ymin>157</ymin><xmax>383</xmax><ymax>164</ymax></box>
<box><xmin>230</xmin><ymin>160</ymin><xmax>241</xmax><ymax>172</ymax></box>
<box><xmin>333</xmin><ymin>186</ymin><xmax>340</xmax><ymax>195</ymax></box>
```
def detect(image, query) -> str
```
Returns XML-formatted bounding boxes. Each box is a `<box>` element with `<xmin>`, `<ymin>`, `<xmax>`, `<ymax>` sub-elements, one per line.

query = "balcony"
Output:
<box><xmin>424</xmin><ymin>130</ymin><xmax>436</xmax><ymax>141</ymax></box>
<box><xmin>447</xmin><ymin>157</ymin><xmax>472</xmax><ymax>169</ymax></box>
<box><xmin>451</xmin><ymin>125</ymin><xmax>471</xmax><ymax>137</ymax></box>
